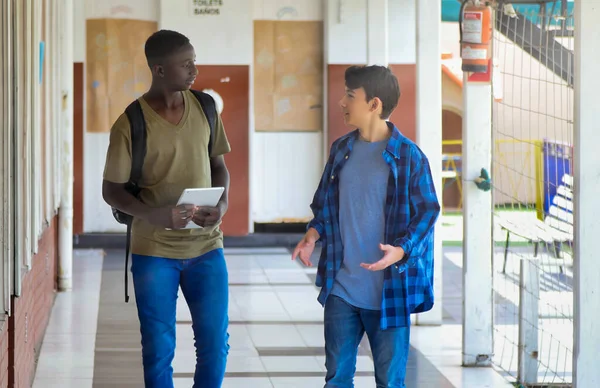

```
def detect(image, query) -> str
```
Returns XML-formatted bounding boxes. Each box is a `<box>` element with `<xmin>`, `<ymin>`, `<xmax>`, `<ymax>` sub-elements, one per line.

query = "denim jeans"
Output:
<box><xmin>324</xmin><ymin>295</ymin><xmax>410</xmax><ymax>388</ymax></box>
<box><xmin>131</xmin><ymin>248</ymin><xmax>229</xmax><ymax>388</ymax></box>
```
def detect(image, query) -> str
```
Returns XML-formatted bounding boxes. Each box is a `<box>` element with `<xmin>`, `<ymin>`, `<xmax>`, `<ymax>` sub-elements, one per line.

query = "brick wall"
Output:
<box><xmin>0</xmin><ymin>323</ymin><xmax>8</xmax><ymax>388</ymax></box>
<box><xmin>8</xmin><ymin>217</ymin><xmax>58</xmax><ymax>388</ymax></box>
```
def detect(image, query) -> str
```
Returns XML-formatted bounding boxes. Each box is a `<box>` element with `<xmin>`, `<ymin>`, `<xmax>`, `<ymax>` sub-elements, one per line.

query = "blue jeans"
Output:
<box><xmin>131</xmin><ymin>248</ymin><xmax>229</xmax><ymax>388</ymax></box>
<box><xmin>324</xmin><ymin>295</ymin><xmax>410</xmax><ymax>388</ymax></box>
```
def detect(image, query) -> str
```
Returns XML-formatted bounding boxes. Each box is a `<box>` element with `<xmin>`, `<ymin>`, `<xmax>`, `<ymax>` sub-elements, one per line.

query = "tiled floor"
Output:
<box><xmin>32</xmin><ymin>247</ymin><xmax>512</xmax><ymax>387</ymax></box>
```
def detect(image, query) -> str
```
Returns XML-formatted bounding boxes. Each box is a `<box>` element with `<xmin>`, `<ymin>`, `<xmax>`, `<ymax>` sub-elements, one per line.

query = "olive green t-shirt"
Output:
<box><xmin>103</xmin><ymin>90</ymin><xmax>231</xmax><ymax>259</ymax></box>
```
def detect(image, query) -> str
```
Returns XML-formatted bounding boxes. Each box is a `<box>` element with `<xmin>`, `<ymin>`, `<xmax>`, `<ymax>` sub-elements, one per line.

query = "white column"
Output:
<box><xmin>415</xmin><ymin>0</ymin><xmax>442</xmax><ymax>326</ymax></box>
<box><xmin>58</xmin><ymin>0</ymin><xmax>74</xmax><ymax>291</ymax></box>
<box><xmin>366</xmin><ymin>0</ymin><xmax>388</xmax><ymax>66</ymax></box>
<box><xmin>461</xmin><ymin>77</ymin><xmax>493</xmax><ymax>365</ymax></box>
<box><xmin>573</xmin><ymin>2</ymin><xmax>600</xmax><ymax>386</ymax></box>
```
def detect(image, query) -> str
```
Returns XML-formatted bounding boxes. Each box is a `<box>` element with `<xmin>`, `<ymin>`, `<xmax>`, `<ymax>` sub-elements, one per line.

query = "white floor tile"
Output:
<box><xmin>295</xmin><ymin>324</ymin><xmax>325</xmax><ymax>348</ymax></box>
<box><xmin>225</xmin><ymin>356</ymin><xmax>266</xmax><ymax>373</ymax></box>
<box><xmin>34</xmin><ymin>366</ymin><xmax>95</xmax><ymax>380</ymax></box>
<box><xmin>263</xmin><ymin>269</ymin><xmax>312</xmax><ymax>284</ymax></box>
<box><xmin>231</xmin><ymin>288</ymin><xmax>292</xmax><ymax>322</ymax></box>
<box><xmin>270</xmin><ymin>376</ymin><xmax>376</xmax><ymax>388</ymax></box>
<box><xmin>222</xmin><ymin>377</ymin><xmax>274</xmax><ymax>388</ymax></box>
<box><xmin>261</xmin><ymin>356</ymin><xmax>323</xmax><ymax>373</ymax></box>
<box><xmin>255</xmin><ymin>254</ymin><xmax>296</xmax><ymax>270</ymax></box>
<box><xmin>38</xmin><ymin>333</ymin><xmax>96</xmax><ymax>353</ymax></box>
<box><xmin>32</xmin><ymin>378</ymin><xmax>93</xmax><ymax>388</ymax></box>
<box><xmin>225</xmin><ymin>255</ymin><xmax>261</xmax><ymax>271</ymax></box>
<box><xmin>246</xmin><ymin>324</ymin><xmax>307</xmax><ymax>348</ymax></box>
<box><xmin>174</xmin><ymin>377</ymin><xmax>273</xmax><ymax>388</ymax></box>
<box><xmin>173</xmin><ymin>378</ymin><xmax>194</xmax><ymax>388</ymax></box>
<box><xmin>276</xmin><ymin>288</ymin><xmax>324</xmax><ymax>322</ymax></box>
<box><xmin>228</xmin><ymin>269</ymin><xmax>270</xmax><ymax>284</ymax></box>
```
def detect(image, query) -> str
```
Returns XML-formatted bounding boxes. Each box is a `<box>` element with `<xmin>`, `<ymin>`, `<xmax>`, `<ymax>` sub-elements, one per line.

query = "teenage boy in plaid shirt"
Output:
<box><xmin>292</xmin><ymin>65</ymin><xmax>440</xmax><ymax>388</ymax></box>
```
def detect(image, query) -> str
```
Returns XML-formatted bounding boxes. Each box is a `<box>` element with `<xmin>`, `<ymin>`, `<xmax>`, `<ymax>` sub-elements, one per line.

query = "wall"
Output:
<box><xmin>0</xmin><ymin>323</ymin><xmax>7</xmax><ymax>388</ymax></box>
<box><xmin>251</xmin><ymin>0</ymin><xmax>324</xmax><ymax>223</ymax></box>
<box><xmin>326</xmin><ymin>0</ymin><xmax>417</xmax><ymax>147</ymax></box>
<box><xmin>78</xmin><ymin>0</ymin><xmax>253</xmax><ymax>234</ymax></box>
<box><xmin>254</xmin><ymin>0</ymin><xmax>418</xmax><ymax>223</ymax></box>
<box><xmin>77</xmin><ymin>0</ymin><xmax>420</xmax><ymax>231</ymax></box>
<box><xmin>78</xmin><ymin>0</ymin><xmax>160</xmax><ymax>233</ymax></box>
<box><xmin>8</xmin><ymin>219</ymin><xmax>58</xmax><ymax>387</ymax></box>
<box><xmin>160</xmin><ymin>0</ymin><xmax>252</xmax><ymax>65</ymax></box>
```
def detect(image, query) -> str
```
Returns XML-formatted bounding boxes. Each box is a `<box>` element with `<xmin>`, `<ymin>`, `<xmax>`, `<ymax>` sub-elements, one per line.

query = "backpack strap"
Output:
<box><xmin>189</xmin><ymin>90</ymin><xmax>217</xmax><ymax>156</ymax></box>
<box><xmin>125</xmin><ymin>100</ymin><xmax>147</xmax><ymax>186</ymax></box>
<box><xmin>122</xmin><ymin>100</ymin><xmax>147</xmax><ymax>303</ymax></box>
<box><xmin>124</xmin><ymin>222</ymin><xmax>132</xmax><ymax>303</ymax></box>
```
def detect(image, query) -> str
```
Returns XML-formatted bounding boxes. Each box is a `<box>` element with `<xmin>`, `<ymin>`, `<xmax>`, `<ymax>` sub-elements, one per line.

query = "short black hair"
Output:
<box><xmin>344</xmin><ymin>65</ymin><xmax>401</xmax><ymax>119</ymax></box>
<box><xmin>144</xmin><ymin>30</ymin><xmax>191</xmax><ymax>66</ymax></box>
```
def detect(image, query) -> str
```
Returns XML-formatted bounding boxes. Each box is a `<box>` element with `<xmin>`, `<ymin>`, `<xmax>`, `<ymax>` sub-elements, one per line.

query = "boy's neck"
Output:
<box><xmin>358</xmin><ymin>119</ymin><xmax>390</xmax><ymax>143</ymax></box>
<box><xmin>145</xmin><ymin>84</ymin><xmax>183</xmax><ymax>109</ymax></box>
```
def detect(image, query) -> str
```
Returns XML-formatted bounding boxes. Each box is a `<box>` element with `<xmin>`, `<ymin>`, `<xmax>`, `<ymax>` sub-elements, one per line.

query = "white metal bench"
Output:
<box><xmin>498</xmin><ymin>174</ymin><xmax>573</xmax><ymax>274</ymax></box>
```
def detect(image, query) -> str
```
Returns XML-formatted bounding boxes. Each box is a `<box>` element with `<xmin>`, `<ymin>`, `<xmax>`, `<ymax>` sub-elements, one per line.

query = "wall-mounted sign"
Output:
<box><xmin>191</xmin><ymin>0</ymin><xmax>223</xmax><ymax>16</ymax></box>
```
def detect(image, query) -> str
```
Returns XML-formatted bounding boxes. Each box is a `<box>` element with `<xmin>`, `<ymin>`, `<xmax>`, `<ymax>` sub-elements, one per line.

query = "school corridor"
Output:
<box><xmin>2</xmin><ymin>0</ymin><xmax>600</xmax><ymax>387</ymax></box>
<box><xmin>31</xmin><ymin>246</ymin><xmax>509</xmax><ymax>388</ymax></box>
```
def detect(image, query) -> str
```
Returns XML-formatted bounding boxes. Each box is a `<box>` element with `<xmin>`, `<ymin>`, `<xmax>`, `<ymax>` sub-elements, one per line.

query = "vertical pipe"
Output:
<box><xmin>58</xmin><ymin>0</ymin><xmax>73</xmax><ymax>291</ymax></box>
<box><xmin>415</xmin><ymin>0</ymin><xmax>443</xmax><ymax>326</ymax></box>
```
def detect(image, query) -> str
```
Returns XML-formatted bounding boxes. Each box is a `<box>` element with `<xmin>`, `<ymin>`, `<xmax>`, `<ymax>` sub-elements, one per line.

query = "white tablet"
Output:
<box><xmin>175</xmin><ymin>187</ymin><xmax>225</xmax><ymax>229</ymax></box>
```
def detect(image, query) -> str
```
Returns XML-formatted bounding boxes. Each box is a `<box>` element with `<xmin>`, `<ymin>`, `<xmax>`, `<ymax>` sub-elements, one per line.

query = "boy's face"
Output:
<box><xmin>339</xmin><ymin>86</ymin><xmax>380</xmax><ymax>128</ymax></box>
<box><xmin>153</xmin><ymin>43</ymin><xmax>198</xmax><ymax>91</ymax></box>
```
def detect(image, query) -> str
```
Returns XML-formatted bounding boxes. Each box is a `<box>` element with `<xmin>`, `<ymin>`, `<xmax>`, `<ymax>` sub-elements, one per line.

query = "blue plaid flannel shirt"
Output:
<box><xmin>308</xmin><ymin>123</ymin><xmax>441</xmax><ymax>330</ymax></box>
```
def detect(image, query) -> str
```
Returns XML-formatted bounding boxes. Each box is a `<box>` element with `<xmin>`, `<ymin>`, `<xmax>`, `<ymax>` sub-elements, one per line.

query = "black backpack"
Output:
<box><xmin>112</xmin><ymin>90</ymin><xmax>217</xmax><ymax>302</ymax></box>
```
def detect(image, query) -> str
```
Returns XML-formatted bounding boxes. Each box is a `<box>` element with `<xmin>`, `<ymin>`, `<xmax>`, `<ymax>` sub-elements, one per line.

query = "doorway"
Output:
<box><xmin>442</xmin><ymin>109</ymin><xmax>463</xmax><ymax>211</ymax></box>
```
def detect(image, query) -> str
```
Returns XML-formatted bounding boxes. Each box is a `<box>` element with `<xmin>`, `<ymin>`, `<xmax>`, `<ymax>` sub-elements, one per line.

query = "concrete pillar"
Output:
<box><xmin>573</xmin><ymin>2</ymin><xmax>600</xmax><ymax>386</ymax></box>
<box><xmin>461</xmin><ymin>75</ymin><xmax>494</xmax><ymax>365</ymax></box>
<box><xmin>415</xmin><ymin>0</ymin><xmax>443</xmax><ymax>325</ymax></box>
<box><xmin>58</xmin><ymin>0</ymin><xmax>74</xmax><ymax>291</ymax></box>
<box><xmin>366</xmin><ymin>0</ymin><xmax>388</xmax><ymax>66</ymax></box>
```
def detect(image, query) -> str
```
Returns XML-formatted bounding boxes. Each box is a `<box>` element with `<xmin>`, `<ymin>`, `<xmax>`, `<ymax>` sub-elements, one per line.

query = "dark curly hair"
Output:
<box><xmin>144</xmin><ymin>30</ymin><xmax>191</xmax><ymax>66</ymax></box>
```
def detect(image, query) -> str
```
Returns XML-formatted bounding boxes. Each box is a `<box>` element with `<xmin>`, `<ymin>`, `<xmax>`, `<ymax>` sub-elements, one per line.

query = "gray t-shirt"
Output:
<box><xmin>330</xmin><ymin>138</ymin><xmax>390</xmax><ymax>310</ymax></box>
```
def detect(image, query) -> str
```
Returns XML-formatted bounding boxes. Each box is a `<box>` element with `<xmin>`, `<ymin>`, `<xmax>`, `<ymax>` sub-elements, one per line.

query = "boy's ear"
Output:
<box><xmin>370</xmin><ymin>97</ymin><xmax>382</xmax><ymax>113</ymax></box>
<box><xmin>151</xmin><ymin>64</ymin><xmax>165</xmax><ymax>78</ymax></box>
